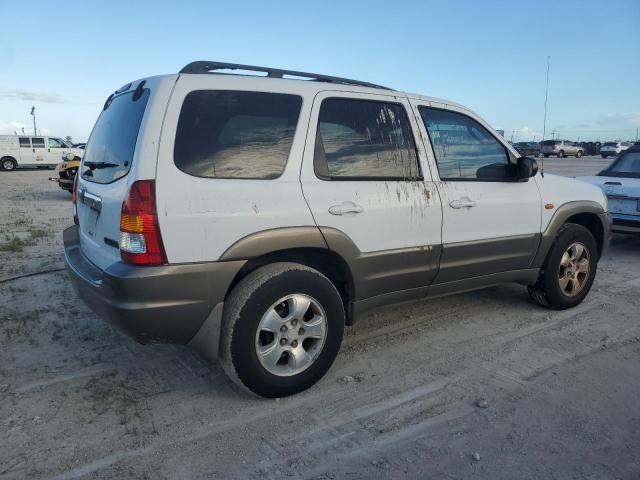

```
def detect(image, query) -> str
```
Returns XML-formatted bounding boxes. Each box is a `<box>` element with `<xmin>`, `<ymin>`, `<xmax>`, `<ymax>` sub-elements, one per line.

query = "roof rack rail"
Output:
<box><xmin>179</xmin><ymin>61</ymin><xmax>391</xmax><ymax>90</ymax></box>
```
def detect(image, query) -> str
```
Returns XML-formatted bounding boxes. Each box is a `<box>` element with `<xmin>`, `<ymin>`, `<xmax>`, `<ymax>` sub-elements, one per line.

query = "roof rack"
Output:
<box><xmin>179</xmin><ymin>61</ymin><xmax>391</xmax><ymax>90</ymax></box>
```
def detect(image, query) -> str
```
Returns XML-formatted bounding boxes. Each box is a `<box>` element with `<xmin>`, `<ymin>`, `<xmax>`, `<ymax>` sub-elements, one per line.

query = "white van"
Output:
<box><xmin>0</xmin><ymin>135</ymin><xmax>84</xmax><ymax>171</ymax></box>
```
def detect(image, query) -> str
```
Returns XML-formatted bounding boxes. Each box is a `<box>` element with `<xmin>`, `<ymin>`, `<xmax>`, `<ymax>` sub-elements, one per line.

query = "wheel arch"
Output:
<box><xmin>531</xmin><ymin>201</ymin><xmax>609</xmax><ymax>268</ymax></box>
<box><xmin>1</xmin><ymin>156</ymin><xmax>17</xmax><ymax>169</ymax></box>
<box><xmin>220</xmin><ymin>227</ymin><xmax>357</xmax><ymax>325</ymax></box>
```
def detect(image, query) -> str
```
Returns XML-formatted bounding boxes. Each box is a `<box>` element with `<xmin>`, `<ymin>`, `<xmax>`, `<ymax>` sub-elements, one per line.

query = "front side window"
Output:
<box><xmin>314</xmin><ymin>98</ymin><xmax>419</xmax><ymax>179</ymax></box>
<box><xmin>32</xmin><ymin>137</ymin><xmax>45</xmax><ymax>148</ymax></box>
<box><xmin>19</xmin><ymin>137</ymin><xmax>30</xmax><ymax>147</ymax></box>
<box><xmin>174</xmin><ymin>90</ymin><xmax>302</xmax><ymax>179</ymax></box>
<box><xmin>419</xmin><ymin>107</ymin><xmax>512</xmax><ymax>181</ymax></box>
<box><xmin>48</xmin><ymin>138</ymin><xmax>65</xmax><ymax>148</ymax></box>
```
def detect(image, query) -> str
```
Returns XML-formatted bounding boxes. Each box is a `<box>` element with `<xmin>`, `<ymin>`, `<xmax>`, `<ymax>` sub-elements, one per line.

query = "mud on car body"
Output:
<box><xmin>65</xmin><ymin>61</ymin><xmax>611</xmax><ymax>397</ymax></box>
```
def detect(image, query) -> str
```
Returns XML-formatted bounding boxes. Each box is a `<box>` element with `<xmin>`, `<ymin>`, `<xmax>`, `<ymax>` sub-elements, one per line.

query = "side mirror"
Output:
<box><xmin>517</xmin><ymin>157</ymin><xmax>538</xmax><ymax>179</ymax></box>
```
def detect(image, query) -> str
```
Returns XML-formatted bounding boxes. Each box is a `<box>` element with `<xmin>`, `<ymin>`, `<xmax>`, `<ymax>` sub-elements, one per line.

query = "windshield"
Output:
<box><xmin>81</xmin><ymin>88</ymin><xmax>150</xmax><ymax>184</ymax></box>
<box><xmin>603</xmin><ymin>142</ymin><xmax>618</xmax><ymax>147</ymax></box>
<box><xmin>606</xmin><ymin>151</ymin><xmax>640</xmax><ymax>175</ymax></box>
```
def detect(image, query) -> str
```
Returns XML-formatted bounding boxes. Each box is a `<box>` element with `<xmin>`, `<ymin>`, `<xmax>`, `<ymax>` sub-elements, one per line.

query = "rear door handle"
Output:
<box><xmin>329</xmin><ymin>201</ymin><xmax>364</xmax><ymax>216</ymax></box>
<box><xmin>449</xmin><ymin>197</ymin><xmax>476</xmax><ymax>209</ymax></box>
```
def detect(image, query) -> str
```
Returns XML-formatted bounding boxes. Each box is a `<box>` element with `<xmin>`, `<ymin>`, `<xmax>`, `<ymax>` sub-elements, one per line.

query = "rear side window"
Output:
<box><xmin>314</xmin><ymin>98</ymin><xmax>419</xmax><ymax>180</ymax></box>
<box><xmin>81</xmin><ymin>88</ymin><xmax>150</xmax><ymax>184</ymax></box>
<box><xmin>32</xmin><ymin>137</ymin><xmax>45</xmax><ymax>147</ymax></box>
<box><xmin>174</xmin><ymin>91</ymin><xmax>302</xmax><ymax>179</ymax></box>
<box><xmin>19</xmin><ymin>137</ymin><xmax>30</xmax><ymax>147</ymax></box>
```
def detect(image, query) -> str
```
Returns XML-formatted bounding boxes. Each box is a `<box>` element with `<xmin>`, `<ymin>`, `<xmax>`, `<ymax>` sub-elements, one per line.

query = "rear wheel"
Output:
<box><xmin>1</xmin><ymin>157</ymin><xmax>17</xmax><ymax>171</ymax></box>
<box><xmin>557</xmin><ymin>150</ymin><xmax>565</xmax><ymax>158</ymax></box>
<box><xmin>528</xmin><ymin>223</ymin><xmax>598</xmax><ymax>309</ymax></box>
<box><xmin>576</xmin><ymin>150</ymin><xmax>583</xmax><ymax>158</ymax></box>
<box><xmin>220</xmin><ymin>262</ymin><xmax>345</xmax><ymax>397</ymax></box>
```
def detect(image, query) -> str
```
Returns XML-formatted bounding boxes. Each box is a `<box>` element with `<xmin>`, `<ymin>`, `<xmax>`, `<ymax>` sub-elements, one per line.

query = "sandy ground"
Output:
<box><xmin>1</xmin><ymin>157</ymin><xmax>639</xmax><ymax>479</ymax></box>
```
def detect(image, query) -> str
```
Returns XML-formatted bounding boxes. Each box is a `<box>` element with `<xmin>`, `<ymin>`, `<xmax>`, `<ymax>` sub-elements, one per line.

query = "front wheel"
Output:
<box><xmin>601</xmin><ymin>154</ymin><xmax>607</xmax><ymax>158</ymax></box>
<box><xmin>220</xmin><ymin>262</ymin><xmax>345</xmax><ymax>397</ymax></box>
<box><xmin>557</xmin><ymin>150</ymin><xmax>565</xmax><ymax>158</ymax></box>
<box><xmin>1</xmin><ymin>157</ymin><xmax>17</xmax><ymax>171</ymax></box>
<box><xmin>528</xmin><ymin>223</ymin><xmax>598</xmax><ymax>309</ymax></box>
<box><xmin>576</xmin><ymin>150</ymin><xmax>583</xmax><ymax>158</ymax></box>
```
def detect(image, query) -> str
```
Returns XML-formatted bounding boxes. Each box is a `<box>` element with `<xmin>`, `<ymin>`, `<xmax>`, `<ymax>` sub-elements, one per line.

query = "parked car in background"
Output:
<box><xmin>515</xmin><ymin>142</ymin><xmax>540</xmax><ymax>156</ymax></box>
<box><xmin>579</xmin><ymin>142</ymin><xmax>600</xmax><ymax>156</ymax></box>
<box><xmin>541</xmin><ymin>140</ymin><xmax>584</xmax><ymax>158</ymax></box>
<box><xmin>64</xmin><ymin>61</ymin><xmax>610</xmax><ymax>397</ymax></box>
<box><xmin>578</xmin><ymin>144</ymin><xmax>640</xmax><ymax>236</ymax></box>
<box><xmin>600</xmin><ymin>141</ymin><xmax>631</xmax><ymax>158</ymax></box>
<box><xmin>0</xmin><ymin>135</ymin><xmax>84</xmax><ymax>171</ymax></box>
<box><xmin>73</xmin><ymin>143</ymin><xmax>87</xmax><ymax>149</ymax></box>
<box><xmin>49</xmin><ymin>152</ymin><xmax>81</xmax><ymax>193</ymax></box>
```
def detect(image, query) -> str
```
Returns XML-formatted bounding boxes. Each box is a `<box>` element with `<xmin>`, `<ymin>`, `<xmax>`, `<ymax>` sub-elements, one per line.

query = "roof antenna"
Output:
<box><xmin>540</xmin><ymin>55</ymin><xmax>551</xmax><ymax>177</ymax></box>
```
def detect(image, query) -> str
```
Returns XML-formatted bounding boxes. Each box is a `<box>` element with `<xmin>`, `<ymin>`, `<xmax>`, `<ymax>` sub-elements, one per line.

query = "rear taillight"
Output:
<box><xmin>119</xmin><ymin>180</ymin><xmax>166</xmax><ymax>266</ymax></box>
<box><xmin>72</xmin><ymin>173</ymin><xmax>79</xmax><ymax>225</ymax></box>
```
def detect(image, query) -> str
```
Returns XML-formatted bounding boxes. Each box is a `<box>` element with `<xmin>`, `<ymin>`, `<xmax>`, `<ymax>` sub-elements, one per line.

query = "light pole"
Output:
<box><xmin>31</xmin><ymin>106</ymin><xmax>37</xmax><ymax>135</ymax></box>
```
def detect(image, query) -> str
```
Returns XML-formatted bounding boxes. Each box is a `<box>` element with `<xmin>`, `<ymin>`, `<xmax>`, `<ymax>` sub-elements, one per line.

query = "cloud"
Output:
<box><xmin>0</xmin><ymin>89</ymin><xmax>64</xmax><ymax>103</ymax></box>
<box><xmin>0</xmin><ymin>121</ymin><xmax>26</xmax><ymax>134</ymax></box>
<box><xmin>596</xmin><ymin>112</ymin><xmax>640</xmax><ymax>128</ymax></box>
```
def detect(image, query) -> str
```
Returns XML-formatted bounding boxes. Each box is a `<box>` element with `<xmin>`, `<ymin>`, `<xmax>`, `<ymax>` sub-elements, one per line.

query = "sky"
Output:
<box><xmin>1</xmin><ymin>0</ymin><xmax>638</xmax><ymax>143</ymax></box>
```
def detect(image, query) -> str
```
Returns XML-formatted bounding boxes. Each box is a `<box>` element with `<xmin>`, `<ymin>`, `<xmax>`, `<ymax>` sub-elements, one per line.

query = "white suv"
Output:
<box><xmin>600</xmin><ymin>141</ymin><xmax>631</xmax><ymax>158</ymax></box>
<box><xmin>65</xmin><ymin>61</ymin><xmax>611</xmax><ymax>397</ymax></box>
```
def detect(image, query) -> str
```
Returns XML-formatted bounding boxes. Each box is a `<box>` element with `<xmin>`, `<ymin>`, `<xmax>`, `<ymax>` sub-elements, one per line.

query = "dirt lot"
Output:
<box><xmin>1</xmin><ymin>157</ymin><xmax>639</xmax><ymax>479</ymax></box>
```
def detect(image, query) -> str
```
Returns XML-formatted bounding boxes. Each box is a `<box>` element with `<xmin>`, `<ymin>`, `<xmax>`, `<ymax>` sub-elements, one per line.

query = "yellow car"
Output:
<box><xmin>49</xmin><ymin>153</ymin><xmax>81</xmax><ymax>193</ymax></box>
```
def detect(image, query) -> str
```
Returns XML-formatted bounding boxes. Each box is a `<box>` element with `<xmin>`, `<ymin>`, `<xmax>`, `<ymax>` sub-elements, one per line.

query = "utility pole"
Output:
<box><xmin>636</xmin><ymin>128</ymin><xmax>638</xmax><ymax>143</ymax></box>
<box><xmin>30</xmin><ymin>106</ymin><xmax>37</xmax><ymax>135</ymax></box>
<box><xmin>550</xmin><ymin>128</ymin><xmax>556</xmax><ymax>140</ymax></box>
<box><xmin>511</xmin><ymin>129</ymin><xmax>516</xmax><ymax>142</ymax></box>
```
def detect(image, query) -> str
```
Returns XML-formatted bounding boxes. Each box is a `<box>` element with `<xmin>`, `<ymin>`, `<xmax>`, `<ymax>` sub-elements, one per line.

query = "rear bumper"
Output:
<box><xmin>63</xmin><ymin>225</ymin><xmax>245</xmax><ymax>344</ymax></box>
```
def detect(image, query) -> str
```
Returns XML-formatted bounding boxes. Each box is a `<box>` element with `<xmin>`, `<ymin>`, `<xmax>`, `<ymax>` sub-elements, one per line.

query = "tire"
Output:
<box><xmin>528</xmin><ymin>223</ymin><xmax>598</xmax><ymax>310</ymax></box>
<box><xmin>601</xmin><ymin>154</ymin><xmax>607</xmax><ymax>159</ymax></box>
<box><xmin>576</xmin><ymin>150</ymin><xmax>583</xmax><ymax>158</ymax></box>
<box><xmin>220</xmin><ymin>262</ymin><xmax>345</xmax><ymax>397</ymax></box>
<box><xmin>543</xmin><ymin>154</ymin><xmax>549</xmax><ymax>158</ymax></box>
<box><xmin>557</xmin><ymin>150</ymin><xmax>565</xmax><ymax>158</ymax></box>
<box><xmin>1</xmin><ymin>157</ymin><xmax>17</xmax><ymax>171</ymax></box>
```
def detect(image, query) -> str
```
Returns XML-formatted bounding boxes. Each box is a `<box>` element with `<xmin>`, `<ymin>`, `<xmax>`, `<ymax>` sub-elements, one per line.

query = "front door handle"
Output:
<box><xmin>328</xmin><ymin>201</ymin><xmax>364</xmax><ymax>216</ymax></box>
<box><xmin>449</xmin><ymin>197</ymin><xmax>476</xmax><ymax>209</ymax></box>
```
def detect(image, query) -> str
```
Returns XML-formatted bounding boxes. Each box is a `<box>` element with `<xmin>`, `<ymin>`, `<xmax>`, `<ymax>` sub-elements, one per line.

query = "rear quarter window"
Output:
<box><xmin>81</xmin><ymin>88</ymin><xmax>150</xmax><ymax>184</ymax></box>
<box><xmin>173</xmin><ymin>90</ymin><xmax>302</xmax><ymax>179</ymax></box>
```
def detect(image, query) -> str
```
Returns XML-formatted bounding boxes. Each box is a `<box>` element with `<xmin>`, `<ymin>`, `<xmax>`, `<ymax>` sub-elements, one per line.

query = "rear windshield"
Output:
<box><xmin>174</xmin><ymin>90</ymin><xmax>302</xmax><ymax>179</ymax></box>
<box><xmin>606</xmin><ymin>150</ymin><xmax>640</xmax><ymax>175</ymax></box>
<box><xmin>81</xmin><ymin>88</ymin><xmax>150</xmax><ymax>184</ymax></box>
<box><xmin>541</xmin><ymin>140</ymin><xmax>559</xmax><ymax>146</ymax></box>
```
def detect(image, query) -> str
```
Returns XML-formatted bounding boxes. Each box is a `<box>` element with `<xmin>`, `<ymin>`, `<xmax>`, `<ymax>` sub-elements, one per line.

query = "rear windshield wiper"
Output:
<box><xmin>83</xmin><ymin>161</ymin><xmax>120</xmax><ymax>170</ymax></box>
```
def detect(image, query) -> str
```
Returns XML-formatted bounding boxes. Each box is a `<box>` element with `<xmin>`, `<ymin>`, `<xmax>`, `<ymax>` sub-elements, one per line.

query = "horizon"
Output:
<box><xmin>1</xmin><ymin>0</ymin><xmax>638</xmax><ymax>144</ymax></box>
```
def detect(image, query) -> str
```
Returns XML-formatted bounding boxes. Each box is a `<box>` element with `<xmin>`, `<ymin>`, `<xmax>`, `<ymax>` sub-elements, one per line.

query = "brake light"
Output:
<box><xmin>119</xmin><ymin>180</ymin><xmax>166</xmax><ymax>265</ymax></box>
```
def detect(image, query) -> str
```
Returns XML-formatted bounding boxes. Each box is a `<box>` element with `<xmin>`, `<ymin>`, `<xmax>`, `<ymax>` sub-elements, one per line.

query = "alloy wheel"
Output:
<box><xmin>255</xmin><ymin>294</ymin><xmax>327</xmax><ymax>376</ymax></box>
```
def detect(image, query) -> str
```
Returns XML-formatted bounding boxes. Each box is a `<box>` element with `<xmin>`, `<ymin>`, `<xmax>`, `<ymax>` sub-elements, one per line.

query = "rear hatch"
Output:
<box><xmin>76</xmin><ymin>82</ymin><xmax>152</xmax><ymax>271</ymax></box>
<box><xmin>541</xmin><ymin>140</ymin><xmax>559</xmax><ymax>152</ymax></box>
